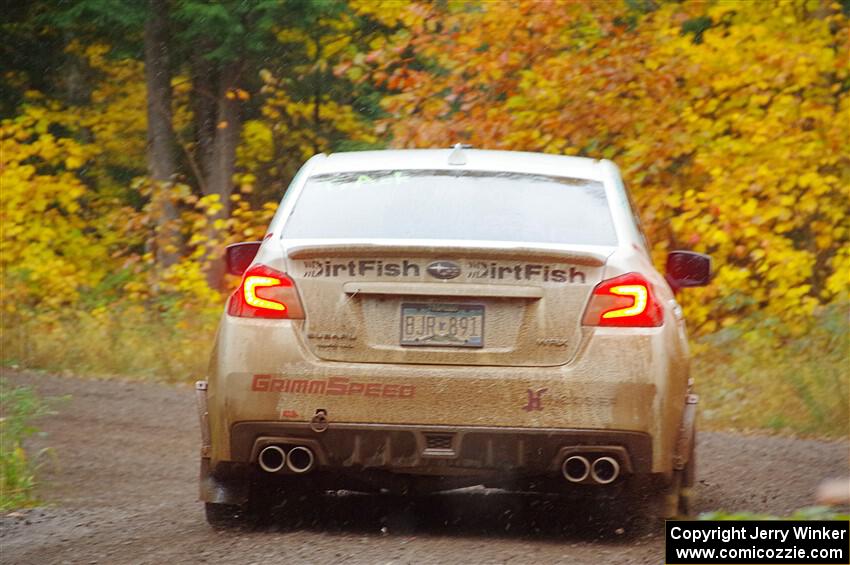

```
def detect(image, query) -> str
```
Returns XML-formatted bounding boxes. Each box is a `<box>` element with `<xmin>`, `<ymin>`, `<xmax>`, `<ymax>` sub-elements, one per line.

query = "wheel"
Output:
<box><xmin>615</xmin><ymin>427</ymin><xmax>697</xmax><ymax>529</ymax></box>
<box><xmin>677</xmin><ymin>429</ymin><xmax>697</xmax><ymax>517</ymax></box>
<box><xmin>205</xmin><ymin>502</ymin><xmax>244</xmax><ymax>528</ymax></box>
<box><xmin>660</xmin><ymin>470</ymin><xmax>683</xmax><ymax>519</ymax></box>
<box><xmin>618</xmin><ymin>473</ymin><xmax>688</xmax><ymax>529</ymax></box>
<box><xmin>661</xmin><ymin>424</ymin><xmax>697</xmax><ymax>519</ymax></box>
<box><xmin>204</xmin><ymin>478</ymin><xmax>276</xmax><ymax>529</ymax></box>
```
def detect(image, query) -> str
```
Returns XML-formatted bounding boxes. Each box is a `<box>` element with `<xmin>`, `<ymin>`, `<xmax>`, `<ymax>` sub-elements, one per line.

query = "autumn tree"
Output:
<box><xmin>238</xmin><ymin>2</ymin><xmax>387</xmax><ymax>203</ymax></box>
<box><xmin>350</xmin><ymin>0</ymin><xmax>850</xmax><ymax>334</ymax></box>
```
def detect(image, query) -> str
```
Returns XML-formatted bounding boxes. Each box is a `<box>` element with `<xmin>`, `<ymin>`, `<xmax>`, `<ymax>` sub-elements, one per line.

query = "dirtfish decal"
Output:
<box><xmin>465</xmin><ymin>262</ymin><xmax>586</xmax><ymax>283</ymax></box>
<box><xmin>303</xmin><ymin>260</ymin><xmax>420</xmax><ymax>278</ymax></box>
<box><xmin>301</xmin><ymin>259</ymin><xmax>586</xmax><ymax>283</ymax></box>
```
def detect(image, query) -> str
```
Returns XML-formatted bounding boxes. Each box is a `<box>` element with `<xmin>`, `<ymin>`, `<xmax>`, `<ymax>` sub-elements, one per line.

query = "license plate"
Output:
<box><xmin>400</xmin><ymin>303</ymin><xmax>484</xmax><ymax>348</ymax></box>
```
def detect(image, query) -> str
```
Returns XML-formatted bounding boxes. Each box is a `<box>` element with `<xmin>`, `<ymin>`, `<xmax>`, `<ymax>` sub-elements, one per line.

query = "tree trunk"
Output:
<box><xmin>191</xmin><ymin>50</ymin><xmax>217</xmax><ymax>193</ymax></box>
<box><xmin>205</xmin><ymin>62</ymin><xmax>242</xmax><ymax>218</ymax></box>
<box><xmin>144</xmin><ymin>0</ymin><xmax>179</xmax><ymax>268</ymax></box>
<box><xmin>197</xmin><ymin>60</ymin><xmax>243</xmax><ymax>289</ymax></box>
<box><xmin>63</xmin><ymin>31</ymin><xmax>90</xmax><ymax>107</ymax></box>
<box><xmin>312</xmin><ymin>31</ymin><xmax>322</xmax><ymax>154</ymax></box>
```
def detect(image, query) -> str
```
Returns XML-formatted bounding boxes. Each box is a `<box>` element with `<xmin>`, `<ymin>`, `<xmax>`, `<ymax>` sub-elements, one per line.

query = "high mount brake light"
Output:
<box><xmin>228</xmin><ymin>264</ymin><xmax>305</xmax><ymax>319</ymax></box>
<box><xmin>582</xmin><ymin>272</ymin><xmax>662</xmax><ymax>327</ymax></box>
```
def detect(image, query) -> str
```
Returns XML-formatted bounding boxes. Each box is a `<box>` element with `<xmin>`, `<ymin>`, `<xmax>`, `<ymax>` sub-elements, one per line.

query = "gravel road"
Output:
<box><xmin>1</xmin><ymin>370</ymin><xmax>847</xmax><ymax>564</ymax></box>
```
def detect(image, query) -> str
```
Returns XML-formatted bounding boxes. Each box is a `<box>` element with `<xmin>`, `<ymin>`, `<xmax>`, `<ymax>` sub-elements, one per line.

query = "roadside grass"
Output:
<box><xmin>1</xmin><ymin>302</ymin><xmax>219</xmax><ymax>383</ymax></box>
<box><xmin>0</xmin><ymin>380</ymin><xmax>59</xmax><ymax>511</ymax></box>
<box><xmin>694</xmin><ymin>301</ymin><xmax>849</xmax><ymax>439</ymax></box>
<box><xmin>700</xmin><ymin>507</ymin><xmax>850</xmax><ymax>521</ymax></box>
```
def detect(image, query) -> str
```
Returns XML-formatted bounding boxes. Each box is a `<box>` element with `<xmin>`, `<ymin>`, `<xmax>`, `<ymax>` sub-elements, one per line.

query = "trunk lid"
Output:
<box><xmin>286</xmin><ymin>243</ymin><xmax>610</xmax><ymax>367</ymax></box>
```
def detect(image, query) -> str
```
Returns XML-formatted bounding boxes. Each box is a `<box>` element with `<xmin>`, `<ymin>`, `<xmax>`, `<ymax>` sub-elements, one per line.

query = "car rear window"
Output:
<box><xmin>282</xmin><ymin>169</ymin><xmax>618</xmax><ymax>246</ymax></box>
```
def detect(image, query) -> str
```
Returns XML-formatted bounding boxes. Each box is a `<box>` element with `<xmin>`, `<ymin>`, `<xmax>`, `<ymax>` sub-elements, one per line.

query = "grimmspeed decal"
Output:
<box><xmin>301</xmin><ymin>259</ymin><xmax>588</xmax><ymax>283</ymax></box>
<box><xmin>252</xmin><ymin>374</ymin><xmax>415</xmax><ymax>398</ymax></box>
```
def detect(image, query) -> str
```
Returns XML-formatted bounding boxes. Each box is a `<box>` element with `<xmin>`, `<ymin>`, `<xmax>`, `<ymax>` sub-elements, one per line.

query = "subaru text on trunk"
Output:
<box><xmin>195</xmin><ymin>146</ymin><xmax>711</xmax><ymax>526</ymax></box>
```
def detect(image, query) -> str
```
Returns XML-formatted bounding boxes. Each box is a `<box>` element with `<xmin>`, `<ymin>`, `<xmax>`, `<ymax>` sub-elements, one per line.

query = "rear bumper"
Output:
<box><xmin>228</xmin><ymin>421</ymin><xmax>652</xmax><ymax>477</ymax></box>
<box><xmin>206</xmin><ymin>315</ymin><xmax>690</xmax><ymax>475</ymax></box>
<box><xmin>199</xmin><ymin>422</ymin><xmax>653</xmax><ymax>501</ymax></box>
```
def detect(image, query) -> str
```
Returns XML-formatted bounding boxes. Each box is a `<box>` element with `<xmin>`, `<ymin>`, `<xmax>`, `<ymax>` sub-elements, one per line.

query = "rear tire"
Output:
<box><xmin>660</xmin><ymin>471</ymin><xmax>683</xmax><ymax>519</ymax></box>
<box><xmin>204</xmin><ymin>477</ymin><xmax>276</xmax><ymax>529</ymax></box>
<box><xmin>616</xmin><ymin>474</ymin><xmax>665</xmax><ymax>531</ymax></box>
<box><xmin>678</xmin><ymin>428</ymin><xmax>697</xmax><ymax>518</ymax></box>
<box><xmin>660</xmin><ymin>423</ymin><xmax>698</xmax><ymax>519</ymax></box>
<box><xmin>618</xmin><ymin>467</ymin><xmax>693</xmax><ymax>531</ymax></box>
<box><xmin>204</xmin><ymin>502</ymin><xmax>244</xmax><ymax>528</ymax></box>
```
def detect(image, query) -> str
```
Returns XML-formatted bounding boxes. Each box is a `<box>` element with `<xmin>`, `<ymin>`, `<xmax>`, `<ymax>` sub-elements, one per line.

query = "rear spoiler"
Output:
<box><xmin>286</xmin><ymin>242</ymin><xmax>609</xmax><ymax>267</ymax></box>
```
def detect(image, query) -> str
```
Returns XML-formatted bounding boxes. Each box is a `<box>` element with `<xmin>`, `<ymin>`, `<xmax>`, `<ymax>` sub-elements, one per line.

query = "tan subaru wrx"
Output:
<box><xmin>195</xmin><ymin>146</ymin><xmax>711</xmax><ymax>526</ymax></box>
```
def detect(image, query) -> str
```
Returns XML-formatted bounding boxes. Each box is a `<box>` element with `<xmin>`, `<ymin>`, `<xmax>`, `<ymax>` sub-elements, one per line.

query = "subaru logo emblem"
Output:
<box><xmin>427</xmin><ymin>261</ymin><xmax>461</xmax><ymax>280</ymax></box>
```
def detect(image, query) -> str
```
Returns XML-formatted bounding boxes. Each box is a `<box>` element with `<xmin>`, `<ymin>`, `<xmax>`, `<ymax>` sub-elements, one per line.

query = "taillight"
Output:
<box><xmin>228</xmin><ymin>264</ymin><xmax>305</xmax><ymax>319</ymax></box>
<box><xmin>582</xmin><ymin>272</ymin><xmax>662</xmax><ymax>327</ymax></box>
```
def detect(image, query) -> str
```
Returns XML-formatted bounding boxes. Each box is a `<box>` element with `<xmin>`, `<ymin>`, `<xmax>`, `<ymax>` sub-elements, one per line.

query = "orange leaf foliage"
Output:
<box><xmin>357</xmin><ymin>0</ymin><xmax>850</xmax><ymax>333</ymax></box>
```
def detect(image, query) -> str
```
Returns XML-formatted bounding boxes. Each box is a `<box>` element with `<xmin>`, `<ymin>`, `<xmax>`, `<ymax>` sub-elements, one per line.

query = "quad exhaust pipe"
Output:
<box><xmin>258</xmin><ymin>445</ymin><xmax>287</xmax><ymax>473</ymax></box>
<box><xmin>591</xmin><ymin>456</ymin><xmax>620</xmax><ymax>485</ymax></box>
<box><xmin>562</xmin><ymin>455</ymin><xmax>591</xmax><ymax>483</ymax></box>
<box><xmin>258</xmin><ymin>445</ymin><xmax>316</xmax><ymax>474</ymax></box>
<box><xmin>286</xmin><ymin>446</ymin><xmax>316</xmax><ymax>474</ymax></box>
<box><xmin>562</xmin><ymin>454</ymin><xmax>620</xmax><ymax>484</ymax></box>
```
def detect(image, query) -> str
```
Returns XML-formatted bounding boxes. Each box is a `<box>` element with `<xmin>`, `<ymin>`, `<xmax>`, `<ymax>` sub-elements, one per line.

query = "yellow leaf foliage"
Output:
<box><xmin>1</xmin><ymin>108</ymin><xmax>108</xmax><ymax>313</ymax></box>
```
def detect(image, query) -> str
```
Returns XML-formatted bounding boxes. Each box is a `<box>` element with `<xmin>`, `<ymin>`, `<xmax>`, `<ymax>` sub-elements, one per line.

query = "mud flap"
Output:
<box><xmin>195</xmin><ymin>381</ymin><xmax>211</xmax><ymax>458</ymax></box>
<box><xmin>662</xmin><ymin>392</ymin><xmax>699</xmax><ymax>518</ymax></box>
<box><xmin>673</xmin><ymin>393</ymin><xmax>698</xmax><ymax>479</ymax></box>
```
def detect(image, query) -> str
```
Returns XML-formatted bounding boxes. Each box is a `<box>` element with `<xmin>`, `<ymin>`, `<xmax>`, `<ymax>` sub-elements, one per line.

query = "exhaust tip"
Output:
<box><xmin>591</xmin><ymin>456</ymin><xmax>620</xmax><ymax>484</ymax></box>
<box><xmin>258</xmin><ymin>445</ymin><xmax>287</xmax><ymax>473</ymax></box>
<box><xmin>286</xmin><ymin>446</ymin><xmax>315</xmax><ymax>474</ymax></box>
<box><xmin>562</xmin><ymin>455</ymin><xmax>591</xmax><ymax>483</ymax></box>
